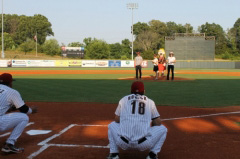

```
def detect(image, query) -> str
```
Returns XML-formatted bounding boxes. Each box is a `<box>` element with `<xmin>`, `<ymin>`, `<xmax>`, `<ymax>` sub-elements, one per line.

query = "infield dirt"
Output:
<box><xmin>1</xmin><ymin>102</ymin><xmax>239</xmax><ymax>159</ymax></box>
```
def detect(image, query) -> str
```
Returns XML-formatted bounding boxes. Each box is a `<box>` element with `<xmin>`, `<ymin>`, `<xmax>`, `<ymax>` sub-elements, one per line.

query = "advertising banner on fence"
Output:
<box><xmin>82</xmin><ymin>60</ymin><xmax>96</xmax><ymax>67</ymax></box>
<box><xmin>121</xmin><ymin>60</ymin><xmax>134</xmax><ymax>67</ymax></box>
<box><xmin>68</xmin><ymin>60</ymin><xmax>82</xmax><ymax>67</ymax></box>
<box><xmin>26</xmin><ymin>60</ymin><xmax>55</xmax><ymax>67</ymax></box>
<box><xmin>109</xmin><ymin>60</ymin><xmax>121</xmax><ymax>67</ymax></box>
<box><xmin>95</xmin><ymin>60</ymin><xmax>108</xmax><ymax>67</ymax></box>
<box><xmin>55</xmin><ymin>60</ymin><xmax>69</xmax><ymax>67</ymax></box>
<box><xmin>12</xmin><ymin>60</ymin><xmax>27</xmax><ymax>67</ymax></box>
<box><xmin>141</xmin><ymin>60</ymin><xmax>148</xmax><ymax>68</ymax></box>
<box><xmin>0</xmin><ymin>60</ymin><xmax>11</xmax><ymax>67</ymax></box>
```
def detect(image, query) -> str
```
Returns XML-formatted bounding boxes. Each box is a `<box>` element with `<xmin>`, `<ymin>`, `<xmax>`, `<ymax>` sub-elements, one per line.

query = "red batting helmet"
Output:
<box><xmin>131</xmin><ymin>81</ymin><xmax>144</xmax><ymax>94</ymax></box>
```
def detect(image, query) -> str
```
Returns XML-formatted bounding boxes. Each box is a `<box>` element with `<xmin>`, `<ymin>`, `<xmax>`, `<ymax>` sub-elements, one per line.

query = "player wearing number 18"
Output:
<box><xmin>107</xmin><ymin>81</ymin><xmax>167</xmax><ymax>159</ymax></box>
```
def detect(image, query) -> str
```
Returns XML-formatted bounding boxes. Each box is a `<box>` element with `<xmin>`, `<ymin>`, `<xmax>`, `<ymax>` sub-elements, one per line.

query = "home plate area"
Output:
<box><xmin>28</xmin><ymin>124</ymin><xmax>111</xmax><ymax>159</ymax></box>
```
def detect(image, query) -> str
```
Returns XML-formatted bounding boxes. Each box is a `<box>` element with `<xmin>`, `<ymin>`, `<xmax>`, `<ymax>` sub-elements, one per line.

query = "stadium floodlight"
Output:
<box><xmin>1</xmin><ymin>0</ymin><xmax>4</xmax><ymax>59</ymax></box>
<box><xmin>127</xmin><ymin>3</ymin><xmax>138</xmax><ymax>60</ymax></box>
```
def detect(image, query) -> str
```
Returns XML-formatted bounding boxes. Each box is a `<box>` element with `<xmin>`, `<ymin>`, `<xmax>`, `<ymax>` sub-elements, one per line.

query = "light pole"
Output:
<box><xmin>1</xmin><ymin>0</ymin><xmax>4</xmax><ymax>59</ymax></box>
<box><xmin>127</xmin><ymin>3</ymin><xmax>138</xmax><ymax>60</ymax></box>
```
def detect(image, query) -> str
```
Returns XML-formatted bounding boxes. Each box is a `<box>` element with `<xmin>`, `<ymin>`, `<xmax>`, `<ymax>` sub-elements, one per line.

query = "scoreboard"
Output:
<box><xmin>61</xmin><ymin>46</ymin><xmax>84</xmax><ymax>58</ymax></box>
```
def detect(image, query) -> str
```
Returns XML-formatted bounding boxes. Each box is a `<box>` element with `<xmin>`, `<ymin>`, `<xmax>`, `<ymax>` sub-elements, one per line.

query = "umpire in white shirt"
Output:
<box><xmin>134</xmin><ymin>52</ymin><xmax>143</xmax><ymax>79</ymax></box>
<box><xmin>0</xmin><ymin>73</ymin><xmax>37</xmax><ymax>154</ymax></box>
<box><xmin>166</xmin><ymin>52</ymin><xmax>176</xmax><ymax>80</ymax></box>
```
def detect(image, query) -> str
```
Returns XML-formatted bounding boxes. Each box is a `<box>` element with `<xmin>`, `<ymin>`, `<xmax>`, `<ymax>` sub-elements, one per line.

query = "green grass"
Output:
<box><xmin>12</xmin><ymin>78</ymin><xmax>240</xmax><ymax>108</ymax></box>
<box><xmin>2</xmin><ymin>68</ymin><xmax>240</xmax><ymax>108</ymax></box>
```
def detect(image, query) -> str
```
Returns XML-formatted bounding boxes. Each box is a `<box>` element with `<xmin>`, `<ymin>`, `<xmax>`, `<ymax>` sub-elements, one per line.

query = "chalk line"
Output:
<box><xmin>48</xmin><ymin>144</ymin><xmax>109</xmax><ymax>149</ymax></box>
<box><xmin>27</xmin><ymin>144</ymin><xmax>50</xmax><ymax>159</ymax></box>
<box><xmin>27</xmin><ymin>110</ymin><xmax>240</xmax><ymax>159</ymax></box>
<box><xmin>161</xmin><ymin>111</ymin><xmax>240</xmax><ymax>121</ymax></box>
<box><xmin>38</xmin><ymin>124</ymin><xmax>76</xmax><ymax>146</ymax></box>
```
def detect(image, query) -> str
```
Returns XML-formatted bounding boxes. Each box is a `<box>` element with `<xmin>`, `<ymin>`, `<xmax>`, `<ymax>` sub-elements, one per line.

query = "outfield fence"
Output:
<box><xmin>0</xmin><ymin>60</ymin><xmax>239</xmax><ymax>69</ymax></box>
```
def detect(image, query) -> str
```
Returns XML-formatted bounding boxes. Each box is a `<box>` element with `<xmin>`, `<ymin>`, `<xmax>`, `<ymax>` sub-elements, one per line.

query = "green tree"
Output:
<box><xmin>148</xmin><ymin>20</ymin><xmax>167</xmax><ymax>50</ymax></box>
<box><xmin>42</xmin><ymin>39</ymin><xmax>61</xmax><ymax>56</ymax></box>
<box><xmin>166</xmin><ymin>21</ymin><xmax>179</xmax><ymax>36</ymax></box>
<box><xmin>85</xmin><ymin>39</ymin><xmax>110</xmax><ymax>59</ymax></box>
<box><xmin>141</xmin><ymin>49</ymin><xmax>154</xmax><ymax>60</ymax></box>
<box><xmin>149</xmin><ymin>20</ymin><xmax>167</xmax><ymax>36</ymax></box>
<box><xmin>121</xmin><ymin>39</ymin><xmax>131</xmax><ymax>59</ymax></box>
<box><xmin>184</xmin><ymin>23</ymin><xmax>193</xmax><ymax>33</ymax></box>
<box><xmin>199</xmin><ymin>22</ymin><xmax>228</xmax><ymax>55</ymax></box>
<box><xmin>229</xmin><ymin>18</ymin><xmax>240</xmax><ymax>54</ymax></box>
<box><xmin>19</xmin><ymin>39</ymin><xmax>35</xmax><ymax>54</ymax></box>
<box><xmin>32</xmin><ymin>14</ymin><xmax>54</xmax><ymax>45</ymax></box>
<box><xmin>68</xmin><ymin>42</ymin><xmax>84</xmax><ymax>47</ymax></box>
<box><xmin>83</xmin><ymin>37</ymin><xmax>93</xmax><ymax>47</ymax></box>
<box><xmin>109</xmin><ymin>43</ymin><xmax>122</xmax><ymax>59</ymax></box>
<box><xmin>0</xmin><ymin>33</ymin><xmax>16</xmax><ymax>50</ymax></box>
<box><xmin>133</xmin><ymin>22</ymin><xmax>150</xmax><ymax>35</ymax></box>
<box><xmin>134</xmin><ymin>30</ymin><xmax>159</xmax><ymax>52</ymax></box>
<box><xmin>0</xmin><ymin>14</ymin><xmax>54</xmax><ymax>45</ymax></box>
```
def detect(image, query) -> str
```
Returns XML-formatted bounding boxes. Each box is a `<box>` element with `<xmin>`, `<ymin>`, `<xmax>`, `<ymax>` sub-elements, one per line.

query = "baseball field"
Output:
<box><xmin>0</xmin><ymin>67</ymin><xmax>240</xmax><ymax>159</ymax></box>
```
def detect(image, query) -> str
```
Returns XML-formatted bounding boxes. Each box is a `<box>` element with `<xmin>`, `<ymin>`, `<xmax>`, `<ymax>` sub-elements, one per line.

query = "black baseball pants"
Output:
<box><xmin>135</xmin><ymin>65</ymin><xmax>142</xmax><ymax>79</ymax></box>
<box><xmin>167</xmin><ymin>65</ymin><xmax>174</xmax><ymax>80</ymax></box>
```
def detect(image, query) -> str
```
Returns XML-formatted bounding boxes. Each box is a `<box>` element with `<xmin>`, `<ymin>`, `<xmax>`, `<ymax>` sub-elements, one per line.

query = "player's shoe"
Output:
<box><xmin>1</xmin><ymin>143</ymin><xmax>24</xmax><ymax>153</ymax></box>
<box><xmin>107</xmin><ymin>153</ymin><xmax>120</xmax><ymax>159</ymax></box>
<box><xmin>146</xmin><ymin>152</ymin><xmax>158</xmax><ymax>159</ymax></box>
<box><xmin>146</xmin><ymin>156</ymin><xmax>158</xmax><ymax>159</ymax></box>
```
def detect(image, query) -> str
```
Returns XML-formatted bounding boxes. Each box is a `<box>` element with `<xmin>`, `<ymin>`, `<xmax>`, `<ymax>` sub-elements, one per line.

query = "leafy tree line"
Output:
<box><xmin>133</xmin><ymin>19</ymin><xmax>240</xmax><ymax>60</ymax></box>
<box><xmin>1</xmin><ymin>14</ymin><xmax>240</xmax><ymax>60</ymax></box>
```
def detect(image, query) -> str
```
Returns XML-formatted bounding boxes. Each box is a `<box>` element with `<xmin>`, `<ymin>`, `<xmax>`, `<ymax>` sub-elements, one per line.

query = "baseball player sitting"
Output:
<box><xmin>0</xmin><ymin>73</ymin><xmax>38</xmax><ymax>153</ymax></box>
<box><xmin>107</xmin><ymin>81</ymin><xmax>167</xmax><ymax>159</ymax></box>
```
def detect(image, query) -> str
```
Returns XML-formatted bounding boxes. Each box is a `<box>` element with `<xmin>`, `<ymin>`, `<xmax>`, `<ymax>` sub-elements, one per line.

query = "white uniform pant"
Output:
<box><xmin>0</xmin><ymin>113</ymin><xmax>29</xmax><ymax>145</ymax></box>
<box><xmin>108</xmin><ymin>122</ymin><xmax>167</xmax><ymax>155</ymax></box>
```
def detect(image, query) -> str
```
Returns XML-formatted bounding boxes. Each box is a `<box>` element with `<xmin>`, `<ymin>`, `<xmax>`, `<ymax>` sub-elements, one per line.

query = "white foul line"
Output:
<box><xmin>0</xmin><ymin>122</ymin><xmax>34</xmax><ymax>138</ymax></box>
<box><xmin>27</xmin><ymin>124</ymin><xmax>77</xmax><ymax>159</ymax></box>
<box><xmin>27</xmin><ymin>110</ymin><xmax>240</xmax><ymax>159</ymax></box>
<box><xmin>48</xmin><ymin>144</ymin><xmax>109</xmax><ymax>149</ymax></box>
<box><xmin>27</xmin><ymin>145</ymin><xmax>50</xmax><ymax>159</ymax></box>
<box><xmin>38</xmin><ymin>124</ymin><xmax>76</xmax><ymax>146</ymax></box>
<box><xmin>161</xmin><ymin>111</ymin><xmax>240</xmax><ymax>121</ymax></box>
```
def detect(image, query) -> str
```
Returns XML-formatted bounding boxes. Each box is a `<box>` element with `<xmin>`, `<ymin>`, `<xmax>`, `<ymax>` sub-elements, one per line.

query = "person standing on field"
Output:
<box><xmin>134</xmin><ymin>52</ymin><xmax>143</xmax><ymax>80</ymax></box>
<box><xmin>107</xmin><ymin>81</ymin><xmax>168</xmax><ymax>159</ymax></box>
<box><xmin>0</xmin><ymin>73</ymin><xmax>38</xmax><ymax>154</ymax></box>
<box><xmin>158</xmin><ymin>53</ymin><xmax>166</xmax><ymax>77</ymax></box>
<box><xmin>166</xmin><ymin>52</ymin><xmax>176</xmax><ymax>80</ymax></box>
<box><xmin>152</xmin><ymin>54</ymin><xmax>159</xmax><ymax>80</ymax></box>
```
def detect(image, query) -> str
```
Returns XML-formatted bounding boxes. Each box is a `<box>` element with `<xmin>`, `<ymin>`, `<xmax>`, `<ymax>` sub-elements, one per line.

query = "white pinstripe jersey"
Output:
<box><xmin>115</xmin><ymin>94</ymin><xmax>160</xmax><ymax>141</ymax></box>
<box><xmin>0</xmin><ymin>84</ymin><xmax>25</xmax><ymax>116</ymax></box>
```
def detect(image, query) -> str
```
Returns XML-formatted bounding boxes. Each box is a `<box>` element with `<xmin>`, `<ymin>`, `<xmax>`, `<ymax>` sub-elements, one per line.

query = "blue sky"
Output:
<box><xmin>4</xmin><ymin>0</ymin><xmax>240</xmax><ymax>45</ymax></box>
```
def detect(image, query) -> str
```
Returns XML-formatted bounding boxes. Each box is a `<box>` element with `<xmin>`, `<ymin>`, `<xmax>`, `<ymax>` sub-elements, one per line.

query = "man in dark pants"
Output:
<box><xmin>134</xmin><ymin>52</ymin><xmax>143</xmax><ymax>79</ymax></box>
<box><xmin>166</xmin><ymin>52</ymin><xmax>176</xmax><ymax>80</ymax></box>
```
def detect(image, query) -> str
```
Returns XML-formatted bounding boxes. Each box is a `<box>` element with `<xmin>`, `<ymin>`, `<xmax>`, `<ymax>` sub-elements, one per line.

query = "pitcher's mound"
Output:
<box><xmin>119</xmin><ymin>76</ymin><xmax>194</xmax><ymax>81</ymax></box>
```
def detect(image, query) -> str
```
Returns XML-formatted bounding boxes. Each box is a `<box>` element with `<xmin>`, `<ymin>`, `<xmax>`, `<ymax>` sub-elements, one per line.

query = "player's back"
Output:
<box><xmin>117</xmin><ymin>94</ymin><xmax>157</xmax><ymax>141</ymax></box>
<box><xmin>0</xmin><ymin>84</ymin><xmax>20</xmax><ymax>115</ymax></box>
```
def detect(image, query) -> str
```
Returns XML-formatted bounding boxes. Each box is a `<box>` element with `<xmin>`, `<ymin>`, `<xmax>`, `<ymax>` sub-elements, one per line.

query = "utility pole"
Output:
<box><xmin>127</xmin><ymin>3</ymin><xmax>138</xmax><ymax>60</ymax></box>
<box><xmin>1</xmin><ymin>0</ymin><xmax>4</xmax><ymax>59</ymax></box>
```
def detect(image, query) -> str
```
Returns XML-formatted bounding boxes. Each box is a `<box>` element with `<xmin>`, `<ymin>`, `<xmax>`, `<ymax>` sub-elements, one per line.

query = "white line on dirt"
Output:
<box><xmin>48</xmin><ymin>144</ymin><xmax>109</xmax><ymax>148</ymax></box>
<box><xmin>26</xmin><ymin>110</ymin><xmax>240</xmax><ymax>159</ymax></box>
<box><xmin>38</xmin><ymin>124</ymin><xmax>76</xmax><ymax>146</ymax></box>
<box><xmin>0</xmin><ymin>122</ymin><xmax>34</xmax><ymax>138</ymax></box>
<box><xmin>161</xmin><ymin>111</ymin><xmax>240</xmax><ymax>121</ymax></box>
<box><xmin>27</xmin><ymin>144</ymin><xmax>50</xmax><ymax>159</ymax></box>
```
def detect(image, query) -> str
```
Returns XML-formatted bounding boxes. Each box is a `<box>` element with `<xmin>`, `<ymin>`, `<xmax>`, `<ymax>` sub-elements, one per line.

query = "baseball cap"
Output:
<box><xmin>131</xmin><ymin>81</ymin><xmax>144</xmax><ymax>93</ymax></box>
<box><xmin>0</xmin><ymin>73</ymin><xmax>15</xmax><ymax>83</ymax></box>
